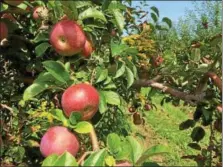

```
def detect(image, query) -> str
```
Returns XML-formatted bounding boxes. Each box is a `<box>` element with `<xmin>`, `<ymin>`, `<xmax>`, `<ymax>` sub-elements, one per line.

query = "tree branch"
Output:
<box><xmin>133</xmin><ymin>79</ymin><xmax>205</xmax><ymax>104</ymax></box>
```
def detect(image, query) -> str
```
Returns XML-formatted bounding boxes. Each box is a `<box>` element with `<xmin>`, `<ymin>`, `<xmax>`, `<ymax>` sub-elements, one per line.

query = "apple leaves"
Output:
<box><xmin>23</xmin><ymin>61</ymin><xmax>71</xmax><ymax>101</ymax></box>
<box><xmin>79</xmin><ymin>8</ymin><xmax>107</xmax><ymax>23</ymax></box>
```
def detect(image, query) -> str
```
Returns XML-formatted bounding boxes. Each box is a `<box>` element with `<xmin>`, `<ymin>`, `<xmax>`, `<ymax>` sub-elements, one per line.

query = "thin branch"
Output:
<box><xmin>77</xmin><ymin>151</ymin><xmax>93</xmax><ymax>166</ymax></box>
<box><xmin>0</xmin><ymin>104</ymin><xmax>13</xmax><ymax>114</ymax></box>
<box><xmin>89</xmin><ymin>127</ymin><xmax>99</xmax><ymax>151</ymax></box>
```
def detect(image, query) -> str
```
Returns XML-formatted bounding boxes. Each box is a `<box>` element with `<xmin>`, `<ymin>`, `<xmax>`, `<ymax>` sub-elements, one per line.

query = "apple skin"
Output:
<box><xmin>33</xmin><ymin>6</ymin><xmax>49</xmax><ymax>20</ymax></box>
<box><xmin>0</xmin><ymin>22</ymin><xmax>8</xmax><ymax>41</ymax></box>
<box><xmin>116</xmin><ymin>161</ymin><xmax>132</xmax><ymax>166</ymax></box>
<box><xmin>81</xmin><ymin>39</ymin><xmax>93</xmax><ymax>58</ymax></box>
<box><xmin>61</xmin><ymin>83</ymin><xmax>99</xmax><ymax>120</ymax></box>
<box><xmin>40</xmin><ymin>126</ymin><xmax>80</xmax><ymax>157</ymax></box>
<box><xmin>4</xmin><ymin>0</ymin><xmax>23</xmax><ymax>6</ymax></box>
<box><xmin>50</xmin><ymin>20</ymin><xmax>86</xmax><ymax>56</ymax></box>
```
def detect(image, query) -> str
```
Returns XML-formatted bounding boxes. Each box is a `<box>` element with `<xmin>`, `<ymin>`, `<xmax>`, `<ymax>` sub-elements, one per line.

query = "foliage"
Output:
<box><xmin>0</xmin><ymin>0</ymin><xmax>221</xmax><ymax>167</ymax></box>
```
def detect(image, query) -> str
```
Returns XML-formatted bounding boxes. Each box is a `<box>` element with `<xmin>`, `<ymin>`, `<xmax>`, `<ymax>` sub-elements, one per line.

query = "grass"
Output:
<box><xmin>132</xmin><ymin>93</ymin><xmax>210</xmax><ymax>166</ymax></box>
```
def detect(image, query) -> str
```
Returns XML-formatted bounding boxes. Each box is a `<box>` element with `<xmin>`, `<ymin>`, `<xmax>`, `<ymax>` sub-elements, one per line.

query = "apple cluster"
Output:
<box><xmin>50</xmin><ymin>19</ymin><xmax>93</xmax><ymax>58</ymax></box>
<box><xmin>40</xmin><ymin>83</ymin><xmax>99</xmax><ymax>157</ymax></box>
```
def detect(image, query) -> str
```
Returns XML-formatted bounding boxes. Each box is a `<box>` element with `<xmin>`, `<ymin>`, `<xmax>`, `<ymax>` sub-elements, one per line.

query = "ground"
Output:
<box><xmin>132</xmin><ymin>93</ymin><xmax>210</xmax><ymax>166</ymax></box>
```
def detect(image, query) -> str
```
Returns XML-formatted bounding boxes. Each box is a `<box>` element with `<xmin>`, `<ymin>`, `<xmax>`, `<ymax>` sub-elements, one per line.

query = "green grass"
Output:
<box><xmin>140</xmin><ymin>94</ymin><xmax>210</xmax><ymax>166</ymax></box>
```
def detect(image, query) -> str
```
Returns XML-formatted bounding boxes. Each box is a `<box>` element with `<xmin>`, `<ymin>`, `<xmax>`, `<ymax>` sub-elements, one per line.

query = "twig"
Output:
<box><xmin>89</xmin><ymin>127</ymin><xmax>99</xmax><ymax>151</ymax></box>
<box><xmin>207</xmin><ymin>72</ymin><xmax>222</xmax><ymax>92</ymax></box>
<box><xmin>0</xmin><ymin>104</ymin><xmax>13</xmax><ymax>114</ymax></box>
<box><xmin>77</xmin><ymin>151</ymin><xmax>92</xmax><ymax>165</ymax></box>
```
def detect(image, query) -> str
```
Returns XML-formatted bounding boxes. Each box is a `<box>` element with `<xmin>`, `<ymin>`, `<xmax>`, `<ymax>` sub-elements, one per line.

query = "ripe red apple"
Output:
<box><xmin>0</xmin><ymin>22</ymin><xmax>8</xmax><ymax>41</ymax></box>
<box><xmin>61</xmin><ymin>83</ymin><xmax>99</xmax><ymax>120</ymax></box>
<box><xmin>81</xmin><ymin>39</ymin><xmax>93</xmax><ymax>58</ymax></box>
<box><xmin>4</xmin><ymin>0</ymin><xmax>23</xmax><ymax>6</ymax></box>
<box><xmin>116</xmin><ymin>161</ymin><xmax>132</xmax><ymax>166</ymax></box>
<box><xmin>50</xmin><ymin>20</ymin><xmax>86</xmax><ymax>56</ymax></box>
<box><xmin>128</xmin><ymin>106</ymin><xmax>136</xmax><ymax>113</ymax></box>
<box><xmin>33</xmin><ymin>6</ymin><xmax>49</xmax><ymax>20</ymax></box>
<box><xmin>40</xmin><ymin>126</ymin><xmax>80</xmax><ymax>157</ymax></box>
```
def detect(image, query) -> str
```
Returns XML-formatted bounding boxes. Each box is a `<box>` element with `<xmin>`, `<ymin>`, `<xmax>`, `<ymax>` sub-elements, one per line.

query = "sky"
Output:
<box><xmin>132</xmin><ymin>1</ymin><xmax>202</xmax><ymax>24</ymax></box>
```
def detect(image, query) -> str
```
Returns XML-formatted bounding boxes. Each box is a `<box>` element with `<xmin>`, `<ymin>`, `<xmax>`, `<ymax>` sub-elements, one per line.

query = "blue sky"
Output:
<box><xmin>132</xmin><ymin>1</ymin><xmax>201</xmax><ymax>24</ymax></box>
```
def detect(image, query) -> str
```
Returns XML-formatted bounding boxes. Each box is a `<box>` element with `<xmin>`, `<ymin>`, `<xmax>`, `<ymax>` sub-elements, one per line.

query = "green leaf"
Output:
<box><xmin>110</xmin><ymin>41</ymin><xmax>129</xmax><ymax>57</ymax></box>
<box><xmin>33</xmin><ymin>32</ymin><xmax>49</xmax><ymax>43</ymax></box>
<box><xmin>126</xmin><ymin>136</ymin><xmax>143</xmax><ymax>164</ymax></box>
<box><xmin>179</xmin><ymin>119</ymin><xmax>196</xmax><ymax>130</ymax></box>
<box><xmin>162</xmin><ymin>17</ymin><xmax>172</xmax><ymax>28</ymax></box>
<box><xmin>191</xmin><ymin>48</ymin><xmax>201</xmax><ymax>62</ymax></box>
<box><xmin>112</xmin><ymin>9</ymin><xmax>125</xmax><ymax>32</ymax></box>
<box><xmin>107</xmin><ymin>133</ymin><xmax>121</xmax><ymax>154</ymax></box>
<box><xmin>74</xmin><ymin>1</ymin><xmax>92</xmax><ymax>8</ymax></box>
<box><xmin>42</xmin><ymin>61</ymin><xmax>70</xmax><ymax>83</ymax></box>
<box><xmin>42</xmin><ymin>154</ymin><xmax>58</xmax><ymax>166</ymax></box>
<box><xmin>23</xmin><ymin>83</ymin><xmax>48</xmax><ymax>101</ymax></box>
<box><xmin>115</xmin><ymin>140</ymin><xmax>131</xmax><ymax>160</ymax></box>
<box><xmin>51</xmin><ymin>109</ymin><xmax>69</xmax><ymax>126</ymax></box>
<box><xmin>102</xmin><ymin>91</ymin><xmax>120</xmax><ymax>106</ymax></box>
<box><xmin>125</xmin><ymin>67</ymin><xmax>134</xmax><ymax>88</ymax></box>
<box><xmin>188</xmin><ymin>143</ymin><xmax>201</xmax><ymax>151</ymax></box>
<box><xmin>0</xmin><ymin>3</ymin><xmax>8</xmax><ymax>12</ymax></box>
<box><xmin>96</xmin><ymin>69</ymin><xmax>108</xmax><ymax>83</ymax></box>
<box><xmin>74</xmin><ymin>121</ymin><xmax>93</xmax><ymax>134</ymax></box>
<box><xmin>61</xmin><ymin>1</ymin><xmax>78</xmax><ymax>20</ymax></box>
<box><xmin>105</xmin><ymin>156</ymin><xmax>116</xmax><ymax>166</ymax></box>
<box><xmin>151</xmin><ymin>13</ymin><xmax>158</xmax><ymax>23</ymax></box>
<box><xmin>35</xmin><ymin>72</ymin><xmax>62</xmax><ymax>85</ymax></box>
<box><xmin>150</xmin><ymin>6</ymin><xmax>159</xmax><ymax>17</ymax></box>
<box><xmin>114</xmin><ymin>63</ymin><xmax>125</xmax><ymax>79</ymax></box>
<box><xmin>69</xmin><ymin>112</ymin><xmax>82</xmax><ymax>125</ymax></box>
<box><xmin>83</xmin><ymin>149</ymin><xmax>107</xmax><ymax>166</ymax></box>
<box><xmin>136</xmin><ymin>145</ymin><xmax>169</xmax><ymax>165</ymax></box>
<box><xmin>79</xmin><ymin>8</ymin><xmax>107</xmax><ymax>23</ymax></box>
<box><xmin>99</xmin><ymin>91</ymin><xmax>108</xmax><ymax>114</ymax></box>
<box><xmin>191</xmin><ymin>126</ymin><xmax>205</xmax><ymax>142</ymax></box>
<box><xmin>54</xmin><ymin>152</ymin><xmax>78</xmax><ymax>166</ymax></box>
<box><xmin>35</xmin><ymin>42</ymin><xmax>50</xmax><ymax>57</ymax></box>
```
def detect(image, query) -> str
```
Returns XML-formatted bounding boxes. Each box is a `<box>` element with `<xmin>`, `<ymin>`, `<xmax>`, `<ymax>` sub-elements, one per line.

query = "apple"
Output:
<box><xmin>0</xmin><ymin>22</ymin><xmax>8</xmax><ymax>41</ymax></box>
<box><xmin>4</xmin><ymin>0</ymin><xmax>23</xmax><ymax>6</ymax></box>
<box><xmin>1</xmin><ymin>13</ymin><xmax>16</xmax><ymax>22</ymax></box>
<box><xmin>133</xmin><ymin>112</ymin><xmax>142</xmax><ymax>125</ymax></box>
<box><xmin>50</xmin><ymin>20</ymin><xmax>86</xmax><ymax>56</ymax></box>
<box><xmin>33</xmin><ymin>6</ymin><xmax>49</xmax><ymax>20</ymax></box>
<box><xmin>61</xmin><ymin>83</ymin><xmax>99</xmax><ymax>120</ymax></box>
<box><xmin>40</xmin><ymin>126</ymin><xmax>80</xmax><ymax>157</ymax></box>
<box><xmin>128</xmin><ymin>106</ymin><xmax>136</xmax><ymax>113</ymax></box>
<box><xmin>81</xmin><ymin>39</ymin><xmax>93</xmax><ymax>58</ymax></box>
<box><xmin>116</xmin><ymin>161</ymin><xmax>132</xmax><ymax>166</ymax></box>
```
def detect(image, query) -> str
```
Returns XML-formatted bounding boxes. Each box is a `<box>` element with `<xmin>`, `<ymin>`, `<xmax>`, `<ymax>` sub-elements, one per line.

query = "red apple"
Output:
<box><xmin>1</xmin><ymin>13</ymin><xmax>16</xmax><ymax>22</ymax></box>
<box><xmin>116</xmin><ymin>161</ymin><xmax>132</xmax><ymax>166</ymax></box>
<box><xmin>50</xmin><ymin>20</ymin><xmax>86</xmax><ymax>56</ymax></box>
<box><xmin>4</xmin><ymin>0</ymin><xmax>23</xmax><ymax>6</ymax></box>
<box><xmin>81</xmin><ymin>39</ymin><xmax>93</xmax><ymax>58</ymax></box>
<box><xmin>33</xmin><ymin>6</ymin><xmax>48</xmax><ymax>20</ymax></box>
<box><xmin>40</xmin><ymin>126</ymin><xmax>80</xmax><ymax>157</ymax></box>
<box><xmin>61</xmin><ymin>83</ymin><xmax>99</xmax><ymax>120</ymax></box>
<box><xmin>0</xmin><ymin>22</ymin><xmax>8</xmax><ymax>41</ymax></box>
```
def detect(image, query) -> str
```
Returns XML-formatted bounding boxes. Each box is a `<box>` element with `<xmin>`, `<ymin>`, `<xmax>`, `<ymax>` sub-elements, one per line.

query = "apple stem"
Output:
<box><xmin>89</xmin><ymin>126</ymin><xmax>99</xmax><ymax>151</ymax></box>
